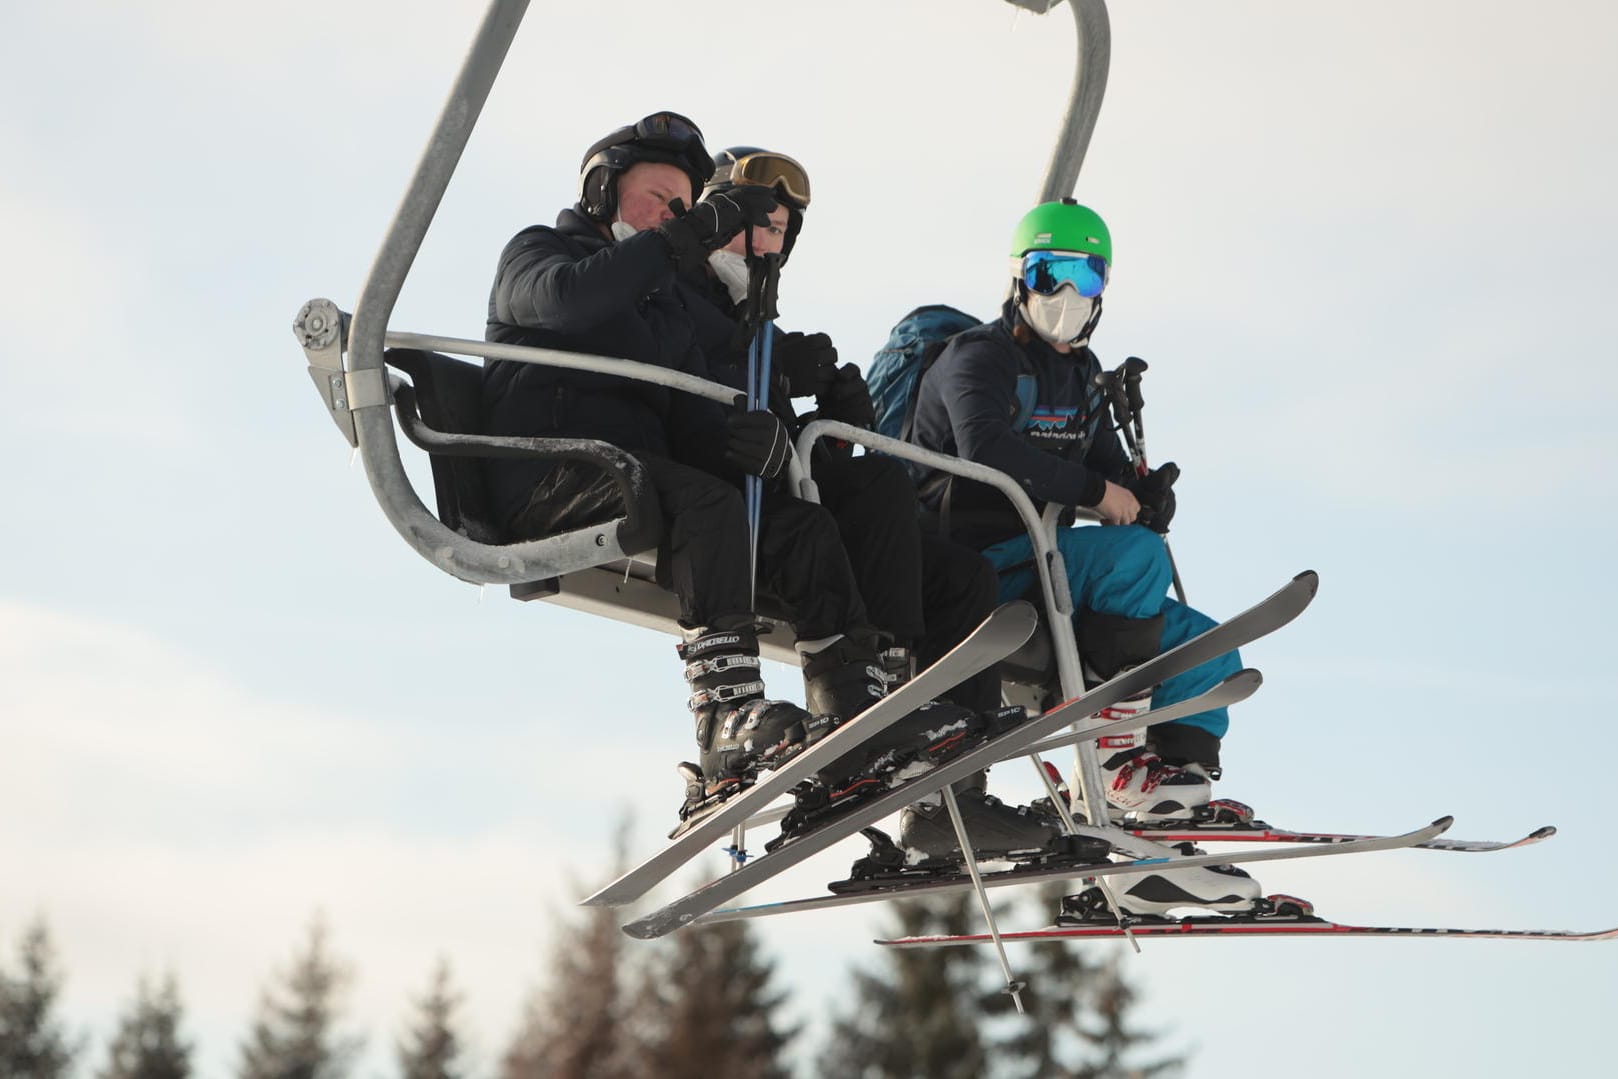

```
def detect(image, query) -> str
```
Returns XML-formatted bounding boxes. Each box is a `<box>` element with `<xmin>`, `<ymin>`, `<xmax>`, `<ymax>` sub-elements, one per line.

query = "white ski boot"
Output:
<box><xmin>1059</xmin><ymin>846</ymin><xmax>1264</xmax><ymax>921</ymax></box>
<box><xmin>1095</xmin><ymin>693</ymin><xmax>1212</xmax><ymax>821</ymax></box>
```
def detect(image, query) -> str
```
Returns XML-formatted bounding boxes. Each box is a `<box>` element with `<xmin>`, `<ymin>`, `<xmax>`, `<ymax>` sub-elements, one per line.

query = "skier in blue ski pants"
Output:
<box><xmin>909</xmin><ymin>200</ymin><xmax>1255</xmax><ymax>828</ymax></box>
<box><xmin>906</xmin><ymin>199</ymin><xmax>1266</xmax><ymax>915</ymax></box>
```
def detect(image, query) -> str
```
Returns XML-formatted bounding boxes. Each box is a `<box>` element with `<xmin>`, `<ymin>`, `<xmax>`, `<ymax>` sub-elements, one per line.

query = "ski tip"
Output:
<box><xmin>1001</xmin><ymin>598</ymin><xmax>1039</xmax><ymax>622</ymax></box>
<box><xmin>1531</xmin><ymin>825</ymin><xmax>1558</xmax><ymax>840</ymax></box>
<box><xmin>1292</xmin><ymin>569</ymin><xmax>1320</xmax><ymax>593</ymax></box>
<box><xmin>1431</xmin><ymin>815</ymin><xmax>1456</xmax><ymax>832</ymax></box>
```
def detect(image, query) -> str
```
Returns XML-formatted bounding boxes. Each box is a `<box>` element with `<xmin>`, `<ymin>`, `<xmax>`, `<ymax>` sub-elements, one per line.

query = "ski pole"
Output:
<box><xmin>1096</xmin><ymin>357</ymin><xmax>1186</xmax><ymax>604</ymax></box>
<box><xmin>741</xmin><ymin>253</ymin><xmax>784</xmax><ymax>608</ymax></box>
<box><xmin>745</xmin><ymin>334</ymin><xmax>762</xmax><ymax>606</ymax></box>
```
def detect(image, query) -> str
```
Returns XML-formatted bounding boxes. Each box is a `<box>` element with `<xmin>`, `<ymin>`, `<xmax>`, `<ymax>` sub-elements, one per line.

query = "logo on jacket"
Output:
<box><xmin>1027</xmin><ymin>405</ymin><xmax>1081</xmax><ymax>438</ymax></box>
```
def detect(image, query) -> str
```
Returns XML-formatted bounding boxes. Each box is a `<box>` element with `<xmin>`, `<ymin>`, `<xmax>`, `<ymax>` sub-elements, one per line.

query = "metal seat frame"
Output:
<box><xmin>293</xmin><ymin>0</ymin><xmax>1166</xmax><ymax>978</ymax></box>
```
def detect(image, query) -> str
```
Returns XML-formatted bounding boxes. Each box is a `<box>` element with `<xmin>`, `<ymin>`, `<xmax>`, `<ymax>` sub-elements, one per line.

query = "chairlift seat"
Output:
<box><xmin>385</xmin><ymin>347</ymin><xmax>801</xmax><ymax>663</ymax></box>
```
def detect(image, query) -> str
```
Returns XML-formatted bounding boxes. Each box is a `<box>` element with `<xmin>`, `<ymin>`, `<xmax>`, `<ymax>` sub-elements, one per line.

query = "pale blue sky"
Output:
<box><xmin>3</xmin><ymin>1</ymin><xmax>1616</xmax><ymax>1076</ymax></box>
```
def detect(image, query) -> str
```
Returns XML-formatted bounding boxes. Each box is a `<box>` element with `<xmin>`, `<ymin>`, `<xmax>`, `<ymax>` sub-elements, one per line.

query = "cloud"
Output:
<box><xmin>0</xmin><ymin>598</ymin><xmax>638</xmax><ymax>1074</ymax></box>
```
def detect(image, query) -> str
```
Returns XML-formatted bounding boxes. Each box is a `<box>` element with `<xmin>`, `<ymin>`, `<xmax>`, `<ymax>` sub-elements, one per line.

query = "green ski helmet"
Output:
<box><xmin>1009</xmin><ymin>199</ymin><xmax>1111</xmax><ymax>346</ymax></box>
<box><xmin>1010</xmin><ymin>198</ymin><xmax>1111</xmax><ymax>262</ymax></box>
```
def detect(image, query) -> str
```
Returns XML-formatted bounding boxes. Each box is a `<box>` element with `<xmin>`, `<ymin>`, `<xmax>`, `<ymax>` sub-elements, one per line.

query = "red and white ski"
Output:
<box><xmin>877</xmin><ymin>916</ymin><xmax>1618</xmax><ymax>947</ymax></box>
<box><xmin>1126</xmin><ymin>821</ymin><xmax>1556</xmax><ymax>854</ymax></box>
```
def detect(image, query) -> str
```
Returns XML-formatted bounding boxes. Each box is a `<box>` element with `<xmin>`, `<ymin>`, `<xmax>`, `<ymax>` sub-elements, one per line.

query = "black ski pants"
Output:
<box><xmin>507</xmin><ymin>453</ymin><xmax>865</xmax><ymax>639</ymax></box>
<box><xmin>811</xmin><ymin>455</ymin><xmax>1001</xmax><ymax>713</ymax></box>
<box><xmin>509</xmin><ymin>453</ymin><xmax>999</xmax><ymax>708</ymax></box>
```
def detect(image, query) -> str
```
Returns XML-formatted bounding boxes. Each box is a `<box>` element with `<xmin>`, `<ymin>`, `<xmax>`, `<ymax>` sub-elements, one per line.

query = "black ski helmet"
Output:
<box><xmin>703</xmin><ymin>146</ymin><xmax>810</xmax><ymax>259</ymax></box>
<box><xmin>577</xmin><ymin>111</ymin><xmax>715</xmax><ymax>223</ymax></box>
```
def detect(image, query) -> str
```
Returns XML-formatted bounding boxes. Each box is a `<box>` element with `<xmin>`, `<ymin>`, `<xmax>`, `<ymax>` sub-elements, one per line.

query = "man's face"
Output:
<box><xmin>615</xmin><ymin>161</ymin><xmax>695</xmax><ymax>232</ymax></box>
<box><xmin>722</xmin><ymin>200</ymin><xmax>791</xmax><ymax>256</ymax></box>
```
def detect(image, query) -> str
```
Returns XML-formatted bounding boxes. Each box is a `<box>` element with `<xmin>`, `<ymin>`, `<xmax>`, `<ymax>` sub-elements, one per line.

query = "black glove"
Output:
<box><xmin>657</xmin><ymin>186</ymin><xmax>778</xmax><ymax>272</ymax></box>
<box><xmin>775</xmin><ymin>332</ymin><xmax>838</xmax><ymax>397</ymax></box>
<box><xmin>724</xmin><ymin>409</ymin><xmax>792</xmax><ymax>480</ymax></box>
<box><xmin>1132</xmin><ymin>462</ymin><xmax>1179</xmax><ymax>534</ymax></box>
<box><xmin>815</xmin><ymin>363</ymin><xmax>876</xmax><ymax>430</ymax></box>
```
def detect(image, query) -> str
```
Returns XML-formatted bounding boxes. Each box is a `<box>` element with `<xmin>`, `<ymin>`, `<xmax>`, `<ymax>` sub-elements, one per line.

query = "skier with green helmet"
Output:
<box><xmin>904</xmin><ymin>198</ymin><xmax>1269</xmax><ymax>917</ymax></box>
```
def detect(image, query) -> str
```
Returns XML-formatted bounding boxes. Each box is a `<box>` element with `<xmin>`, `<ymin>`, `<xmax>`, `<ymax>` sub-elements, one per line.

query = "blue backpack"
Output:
<box><xmin>868</xmin><ymin>305</ymin><xmax>1039</xmax><ymax>443</ymax></box>
<box><xmin>867</xmin><ymin>305</ymin><xmax>984</xmax><ymax>441</ymax></box>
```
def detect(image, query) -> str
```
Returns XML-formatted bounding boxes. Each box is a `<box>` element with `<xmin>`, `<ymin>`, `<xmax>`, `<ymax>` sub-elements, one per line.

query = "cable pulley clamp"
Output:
<box><xmin>343</xmin><ymin>368</ymin><xmax>390</xmax><ymax>410</ymax></box>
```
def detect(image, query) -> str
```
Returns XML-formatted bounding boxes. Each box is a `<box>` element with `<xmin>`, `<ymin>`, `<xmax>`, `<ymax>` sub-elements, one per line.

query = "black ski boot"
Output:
<box><xmin>679</xmin><ymin>626</ymin><xmax>834</xmax><ymax>817</ymax></box>
<box><xmin>802</xmin><ymin>635</ymin><xmax>985</xmax><ymax>797</ymax></box>
<box><xmin>897</xmin><ymin>772</ymin><xmax>1113</xmax><ymax>865</ymax></box>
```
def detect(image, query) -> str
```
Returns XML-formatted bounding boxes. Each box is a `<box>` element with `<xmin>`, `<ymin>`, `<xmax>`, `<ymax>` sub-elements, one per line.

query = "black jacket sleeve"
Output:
<box><xmin>491</xmin><ymin>226</ymin><xmax>676</xmax><ymax>336</ymax></box>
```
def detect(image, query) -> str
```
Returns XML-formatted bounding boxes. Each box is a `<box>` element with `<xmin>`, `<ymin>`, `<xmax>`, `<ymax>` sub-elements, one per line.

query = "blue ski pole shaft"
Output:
<box><xmin>745</xmin><ymin>335</ymin><xmax>761</xmax><ymax>605</ymax></box>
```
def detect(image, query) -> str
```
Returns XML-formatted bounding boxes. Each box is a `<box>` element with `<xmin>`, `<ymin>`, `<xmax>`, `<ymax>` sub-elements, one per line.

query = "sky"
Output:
<box><xmin>3</xmin><ymin>0</ymin><xmax>1617</xmax><ymax>1075</ymax></box>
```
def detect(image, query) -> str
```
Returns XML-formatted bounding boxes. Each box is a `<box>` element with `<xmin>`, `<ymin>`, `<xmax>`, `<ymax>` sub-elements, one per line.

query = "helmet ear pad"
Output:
<box><xmin>579</xmin><ymin>161</ymin><xmax>617</xmax><ymax>221</ymax></box>
<box><xmin>578</xmin><ymin>147</ymin><xmax>703</xmax><ymax>223</ymax></box>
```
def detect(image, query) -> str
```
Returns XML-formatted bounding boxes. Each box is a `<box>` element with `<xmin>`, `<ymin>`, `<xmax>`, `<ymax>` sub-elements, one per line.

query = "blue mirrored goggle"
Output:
<box><xmin>1022</xmin><ymin>250</ymin><xmax>1109</xmax><ymax>298</ymax></box>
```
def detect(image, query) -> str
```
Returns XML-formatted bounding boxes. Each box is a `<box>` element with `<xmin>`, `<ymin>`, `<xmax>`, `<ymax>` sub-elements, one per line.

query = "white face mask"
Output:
<box><xmin>707</xmin><ymin>250</ymin><xmax>750</xmax><ymax>304</ymax></box>
<box><xmin>609</xmin><ymin>219</ymin><xmax>638</xmax><ymax>242</ymax></box>
<box><xmin>1022</xmin><ymin>288</ymin><xmax>1097</xmax><ymax>347</ymax></box>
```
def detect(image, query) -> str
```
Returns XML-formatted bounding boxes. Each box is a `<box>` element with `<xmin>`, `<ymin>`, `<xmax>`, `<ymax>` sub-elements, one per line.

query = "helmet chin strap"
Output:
<box><xmin>1074</xmin><ymin>292</ymin><xmax>1103</xmax><ymax>346</ymax></box>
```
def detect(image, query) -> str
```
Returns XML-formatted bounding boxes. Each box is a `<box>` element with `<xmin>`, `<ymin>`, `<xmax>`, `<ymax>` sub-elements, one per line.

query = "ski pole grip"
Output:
<box><xmin>1122</xmin><ymin>356</ymin><xmax>1148</xmax><ymax>414</ymax></box>
<box><xmin>749</xmin><ymin>252</ymin><xmax>783</xmax><ymax>322</ymax></box>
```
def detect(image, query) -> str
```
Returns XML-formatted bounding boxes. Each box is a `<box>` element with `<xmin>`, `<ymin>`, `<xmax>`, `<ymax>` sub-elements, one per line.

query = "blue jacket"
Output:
<box><xmin>911</xmin><ymin>301</ymin><xmax>1131</xmax><ymax>547</ymax></box>
<box><xmin>480</xmin><ymin>208</ymin><xmax>734</xmax><ymax>526</ymax></box>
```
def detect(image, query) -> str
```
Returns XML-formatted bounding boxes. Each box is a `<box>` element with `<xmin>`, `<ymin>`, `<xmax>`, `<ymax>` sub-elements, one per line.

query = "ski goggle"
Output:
<box><xmin>1021</xmin><ymin>250</ymin><xmax>1109</xmax><ymax>298</ymax></box>
<box><xmin>633</xmin><ymin>111</ymin><xmax>705</xmax><ymax>147</ymax></box>
<box><xmin>722</xmin><ymin>151</ymin><xmax>812</xmax><ymax>209</ymax></box>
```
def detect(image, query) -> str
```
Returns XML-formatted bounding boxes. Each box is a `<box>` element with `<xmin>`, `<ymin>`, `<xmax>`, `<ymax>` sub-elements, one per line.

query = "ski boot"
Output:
<box><xmin>1096</xmin><ymin>716</ymin><xmax>1213</xmax><ymax>823</ymax></box>
<box><xmin>897</xmin><ymin>772</ymin><xmax>1114</xmax><ymax>865</ymax></box>
<box><xmin>678</xmin><ymin>626</ymin><xmax>834</xmax><ymax>819</ymax></box>
<box><xmin>1058</xmin><ymin>845</ymin><xmax>1265</xmax><ymax>922</ymax></box>
<box><xmin>801</xmin><ymin>635</ymin><xmax>988</xmax><ymax>798</ymax></box>
<box><xmin>1078</xmin><ymin>609</ymin><xmax>1211</xmax><ymax>822</ymax></box>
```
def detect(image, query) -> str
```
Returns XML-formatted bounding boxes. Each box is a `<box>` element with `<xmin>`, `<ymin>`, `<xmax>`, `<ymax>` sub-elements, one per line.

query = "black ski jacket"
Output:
<box><xmin>683</xmin><ymin>273</ymin><xmax>799</xmax><ymax>430</ymax></box>
<box><xmin>481</xmin><ymin>208</ymin><xmax>734</xmax><ymax>526</ymax></box>
<box><xmin>911</xmin><ymin>300</ymin><xmax>1132</xmax><ymax>548</ymax></box>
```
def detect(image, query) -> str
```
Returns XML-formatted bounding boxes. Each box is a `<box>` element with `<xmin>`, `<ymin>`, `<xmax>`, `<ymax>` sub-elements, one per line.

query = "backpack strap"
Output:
<box><xmin>897</xmin><ymin>337</ymin><xmax>955</xmax><ymax>444</ymax></box>
<box><xmin>1012</xmin><ymin>372</ymin><xmax>1038</xmax><ymax>431</ymax></box>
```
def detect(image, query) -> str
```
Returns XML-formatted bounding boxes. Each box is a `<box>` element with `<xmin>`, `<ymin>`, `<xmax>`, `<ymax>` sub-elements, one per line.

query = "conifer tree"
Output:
<box><xmin>0</xmin><ymin>918</ymin><xmax>80</xmax><ymax>1079</ymax></box>
<box><xmin>1071</xmin><ymin>952</ymin><xmax>1184</xmax><ymax>1079</ymax></box>
<box><xmin>501</xmin><ymin>820</ymin><xmax>638</xmax><ymax>1079</ymax></box>
<box><xmin>818</xmin><ymin>894</ymin><xmax>989</xmax><ymax>1079</ymax></box>
<box><xmin>99</xmin><ymin>972</ymin><xmax>193</xmax><ymax>1079</ymax></box>
<box><xmin>979</xmin><ymin>882</ymin><xmax>1106</xmax><ymax>1079</ymax></box>
<box><xmin>821</xmin><ymin>884</ymin><xmax>1188</xmax><ymax>1079</ymax></box>
<box><xmin>397</xmin><ymin>960</ymin><xmax>465</xmax><ymax>1079</ymax></box>
<box><xmin>237</xmin><ymin>917</ymin><xmax>361</xmax><ymax>1079</ymax></box>
<box><xmin>631</xmin><ymin>903</ymin><xmax>797</xmax><ymax>1079</ymax></box>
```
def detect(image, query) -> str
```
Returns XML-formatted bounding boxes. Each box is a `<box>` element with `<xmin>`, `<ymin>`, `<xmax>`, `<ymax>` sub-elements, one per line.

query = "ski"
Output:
<box><xmin>622</xmin><ymin>571</ymin><xmax>1320</xmax><ymax>939</ymax></box>
<box><xmin>690</xmin><ymin>817</ymin><xmax>1451</xmax><ymax>926</ymax></box>
<box><xmin>877</xmin><ymin>916</ymin><xmax>1618</xmax><ymax>947</ymax></box>
<box><xmin>581</xmin><ymin>600</ymin><xmax>1040</xmax><ymax>908</ymax></box>
<box><xmin>1126</xmin><ymin>821</ymin><xmax>1556</xmax><ymax>854</ymax></box>
<box><xmin>720</xmin><ymin>667</ymin><xmax>1262</xmax><ymax>837</ymax></box>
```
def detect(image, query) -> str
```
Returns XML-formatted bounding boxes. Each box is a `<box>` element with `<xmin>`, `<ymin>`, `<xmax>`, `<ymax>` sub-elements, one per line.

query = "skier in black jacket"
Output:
<box><xmin>684</xmin><ymin>147</ymin><xmax>1067</xmax><ymax>859</ymax></box>
<box><xmin>910</xmin><ymin>199</ymin><xmax>1267</xmax><ymax>916</ymax></box>
<box><xmin>482</xmin><ymin>114</ymin><xmax>983</xmax><ymax>824</ymax></box>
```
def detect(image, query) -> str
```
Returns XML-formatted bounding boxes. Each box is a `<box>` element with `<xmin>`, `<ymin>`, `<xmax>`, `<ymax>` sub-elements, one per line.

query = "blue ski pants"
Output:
<box><xmin>982</xmin><ymin>524</ymin><xmax>1237</xmax><ymax>741</ymax></box>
